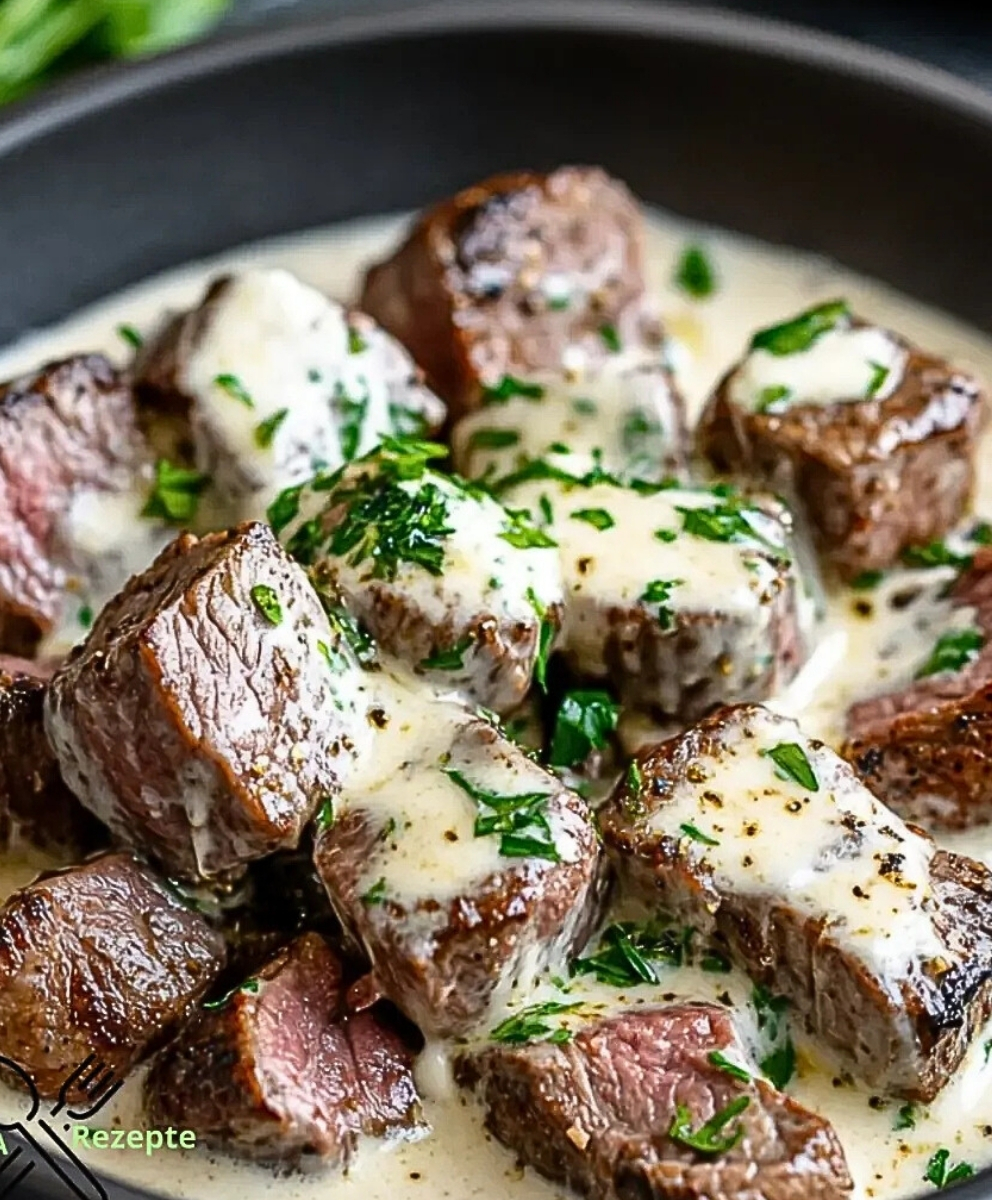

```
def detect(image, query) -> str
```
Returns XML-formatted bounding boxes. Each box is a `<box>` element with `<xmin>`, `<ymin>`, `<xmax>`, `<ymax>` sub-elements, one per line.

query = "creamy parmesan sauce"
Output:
<box><xmin>2</xmin><ymin>208</ymin><xmax>992</xmax><ymax>1199</ymax></box>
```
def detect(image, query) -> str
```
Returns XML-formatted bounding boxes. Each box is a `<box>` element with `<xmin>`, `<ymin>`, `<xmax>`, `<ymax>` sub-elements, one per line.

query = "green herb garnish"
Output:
<box><xmin>490</xmin><ymin>1001</ymin><xmax>582</xmax><ymax>1045</ymax></box>
<box><xmin>971</xmin><ymin>521</ymin><xmax>992</xmax><ymax>546</ymax></box>
<box><xmin>501</xmin><ymin>508</ymin><xmax>558</xmax><ymax>551</ymax></box>
<box><xmin>599</xmin><ymin>323</ymin><xmax>622</xmax><ymax>353</ymax></box>
<box><xmin>755</xmin><ymin>385</ymin><xmax>792</xmax><ymax>414</ymax></box>
<box><xmin>254</xmin><ymin>407</ymin><xmax>289</xmax><ymax>449</ymax></box>
<box><xmin>677</xmin><ymin>500</ymin><xmax>778</xmax><ymax>552</ymax></box>
<box><xmin>570</xmin><ymin>507</ymin><xmax>615</xmax><ymax>532</ymax></box>
<box><xmin>361</xmin><ymin>877</ymin><xmax>388</xmax><ymax>906</ymax></box>
<box><xmin>760</xmin><ymin>742</ymin><xmax>818</xmax><ymax>791</ymax></box>
<box><xmin>469</xmin><ymin>428</ymin><xmax>521</xmax><ymax>451</ymax></box>
<box><xmin>850</xmin><ymin>570</ymin><xmax>884</xmax><ymax>590</ymax></box>
<box><xmin>915</xmin><ymin>628</ymin><xmax>984</xmax><ymax>679</ymax></box>
<box><xmin>655</xmin><ymin>528</ymin><xmax>678</xmax><ymax>543</ymax></box>
<box><xmin>526</xmin><ymin>587</ymin><xmax>555</xmax><ymax>691</ymax></box>
<box><xmin>444</xmin><ymin>768</ymin><xmax>559</xmax><ymax>863</ymax></box>
<box><xmin>315</xmin><ymin>797</ymin><xmax>335</xmax><ymax>832</ymax></box>
<box><xmin>347</xmin><ymin>326</ymin><xmax>367</xmax><ymax>354</ymax></box>
<box><xmin>420</xmin><ymin>634</ymin><xmax>474</xmax><ymax>671</ymax></box>
<box><xmin>548</xmin><ymin>689</ymin><xmax>620</xmax><ymax>768</ymax></box>
<box><xmin>708</xmin><ymin>1051</ymin><xmax>751</xmax><ymax>1083</ymax></box>
<box><xmin>760</xmin><ymin>1037</ymin><xmax>796</xmax><ymax>1089</ymax></box>
<box><xmin>117</xmin><ymin>323</ymin><xmax>143</xmax><ymax>349</ymax></box>
<box><xmin>214</xmin><ymin>372</ymin><xmax>254</xmax><ymax>409</ymax></box>
<box><xmin>267</xmin><ymin>483</ymin><xmax>303</xmax><ymax>534</ymax></box>
<box><xmin>752</xmin><ymin>985</ymin><xmax>789</xmax><ymax>1039</ymax></box>
<box><xmin>333</xmin><ymin>385</ymin><xmax>370</xmax><ymax>462</ymax></box>
<box><xmin>142</xmin><ymin>459</ymin><xmax>209</xmax><ymax>524</ymax></box>
<box><xmin>924</xmin><ymin>1149</ymin><xmax>974</xmax><ymax>1189</ymax></box>
<box><xmin>901</xmin><ymin>541</ymin><xmax>972</xmax><ymax>570</ymax></box>
<box><xmin>640</xmin><ymin>578</ymin><xmax>683</xmax><ymax>631</ymax></box>
<box><xmin>866</xmin><ymin>359</ymin><xmax>890</xmax><ymax>398</ymax></box>
<box><xmin>680</xmin><ymin>822</ymin><xmax>718</xmax><ymax>847</ymax></box>
<box><xmin>669</xmin><ymin>1096</ymin><xmax>750</xmax><ymax>1155</ymax></box>
<box><xmin>250</xmin><ymin>584</ymin><xmax>282</xmax><ymax>626</ymax></box>
<box><xmin>77</xmin><ymin>604</ymin><xmax>94</xmax><ymax>629</ymax></box>
<box><xmin>203</xmin><ymin>976</ymin><xmax>260</xmax><ymax>1012</ymax></box>
<box><xmin>750</xmin><ymin>299</ymin><xmax>850</xmax><ymax>357</ymax></box>
<box><xmin>481</xmin><ymin>375</ymin><xmax>546</xmax><ymax>404</ymax></box>
<box><xmin>674</xmin><ymin>244</ymin><xmax>716</xmax><ymax>299</ymax></box>
<box><xmin>894</xmin><ymin>1104</ymin><xmax>917</xmax><ymax>1131</ymax></box>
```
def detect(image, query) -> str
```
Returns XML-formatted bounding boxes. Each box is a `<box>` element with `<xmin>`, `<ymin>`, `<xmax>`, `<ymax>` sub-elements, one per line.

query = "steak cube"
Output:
<box><xmin>314</xmin><ymin>694</ymin><xmax>605</xmax><ymax>1038</ymax></box>
<box><xmin>145</xmin><ymin>932</ymin><xmax>424</xmax><ymax>1166</ymax></box>
<box><xmin>845</xmin><ymin>545</ymin><xmax>992</xmax><ymax>829</ymax></box>
<box><xmin>0</xmin><ymin>851</ymin><xmax>225</xmax><ymax>1097</ymax></box>
<box><xmin>494</xmin><ymin>473</ymin><xmax>810</xmax><ymax>723</ymax></box>
<box><xmin>456</xmin><ymin>1004</ymin><xmax>852</xmax><ymax>1200</ymax></box>
<box><xmin>598</xmin><ymin>703</ymin><xmax>992</xmax><ymax>1100</ymax></box>
<box><xmin>360</xmin><ymin>167</ymin><xmax>665</xmax><ymax>418</ymax></box>
<box><xmin>275</xmin><ymin>439</ymin><xmax>564</xmax><ymax>714</ymax></box>
<box><xmin>0</xmin><ymin>655</ymin><xmax>103</xmax><ymax>855</ymax></box>
<box><xmin>45</xmin><ymin>522</ymin><xmax>372</xmax><ymax>881</ymax></box>
<box><xmin>450</xmin><ymin>360</ymin><xmax>688</xmax><ymax>486</ymax></box>
<box><xmin>135</xmin><ymin>269</ymin><xmax>445</xmax><ymax>525</ymax></box>
<box><xmin>0</xmin><ymin>354</ymin><xmax>170</xmax><ymax>655</ymax></box>
<box><xmin>697</xmin><ymin>302</ymin><xmax>987</xmax><ymax>580</ymax></box>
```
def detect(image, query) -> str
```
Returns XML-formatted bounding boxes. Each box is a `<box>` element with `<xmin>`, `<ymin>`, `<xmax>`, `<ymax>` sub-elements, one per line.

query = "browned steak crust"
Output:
<box><xmin>456</xmin><ymin>1004</ymin><xmax>852</xmax><ymax>1200</ymax></box>
<box><xmin>0</xmin><ymin>852</ymin><xmax>225</xmax><ymax>1097</ymax></box>
<box><xmin>146</xmin><ymin>932</ymin><xmax>423</xmax><ymax>1166</ymax></box>
<box><xmin>360</xmin><ymin>167</ymin><xmax>664</xmax><ymax>418</ymax></box>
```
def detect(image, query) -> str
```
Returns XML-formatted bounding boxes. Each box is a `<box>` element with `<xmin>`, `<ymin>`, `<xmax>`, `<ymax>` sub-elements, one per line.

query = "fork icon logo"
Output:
<box><xmin>0</xmin><ymin>1055</ymin><xmax>118</xmax><ymax>1200</ymax></box>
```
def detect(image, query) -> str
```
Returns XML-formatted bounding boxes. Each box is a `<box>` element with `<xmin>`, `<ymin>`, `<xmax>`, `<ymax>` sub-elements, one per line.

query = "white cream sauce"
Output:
<box><xmin>2</xmin><ymin>209</ymin><xmax>992</xmax><ymax>1199</ymax></box>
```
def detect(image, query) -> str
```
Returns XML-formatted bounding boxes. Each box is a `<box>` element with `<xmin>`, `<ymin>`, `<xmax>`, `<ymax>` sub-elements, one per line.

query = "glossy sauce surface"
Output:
<box><xmin>1</xmin><ymin>209</ymin><xmax>992</xmax><ymax>1200</ymax></box>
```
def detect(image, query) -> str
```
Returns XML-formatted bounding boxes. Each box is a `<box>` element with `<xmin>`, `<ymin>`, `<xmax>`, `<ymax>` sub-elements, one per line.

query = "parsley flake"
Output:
<box><xmin>669</xmin><ymin>1096</ymin><xmax>750</xmax><ymax>1155</ymax></box>
<box><xmin>469</xmin><ymin>427</ymin><xmax>521</xmax><ymax>451</ymax></box>
<box><xmin>924</xmin><ymin>1149</ymin><xmax>974</xmax><ymax>1189</ymax></box>
<box><xmin>901</xmin><ymin>541</ymin><xmax>972</xmax><ymax>571</ymax></box>
<box><xmin>420</xmin><ymin>634</ymin><xmax>474</xmax><ymax>671</ymax></box>
<box><xmin>599</xmin><ymin>323</ymin><xmax>622</xmax><ymax>353</ymax></box>
<box><xmin>490</xmin><ymin>1001</ymin><xmax>581</xmax><ymax>1045</ymax></box>
<box><xmin>680</xmin><ymin>822</ymin><xmax>718</xmax><ymax>847</ymax></box>
<box><xmin>250</xmin><ymin>584</ymin><xmax>283</xmax><ymax>626</ymax></box>
<box><xmin>750</xmin><ymin>299</ymin><xmax>850</xmax><ymax>357</ymax></box>
<box><xmin>347</xmin><ymin>326</ymin><xmax>367</xmax><ymax>355</ymax></box>
<box><xmin>481</xmin><ymin>375</ymin><xmax>545</xmax><ymax>404</ymax></box>
<box><xmin>315</xmin><ymin>797</ymin><xmax>335</xmax><ymax>832</ymax></box>
<box><xmin>708</xmin><ymin>1051</ymin><xmax>751</xmax><ymax>1083</ymax></box>
<box><xmin>850</xmin><ymin>570</ymin><xmax>884</xmax><ymax>590</ymax></box>
<box><xmin>361</xmin><ymin>877</ymin><xmax>388</xmax><ymax>906</ymax></box>
<box><xmin>894</xmin><ymin>1103</ymin><xmax>917</xmax><ymax>1131</ymax></box>
<box><xmin>760</xmin><ymin>742</ymin><xmax>818</xmax><ymax>791</ymax></box>
<box><xmin>501</xmin><ymin>508</ymin><xmax>558</xmax><ymax>551</ymax></box>
<box><xmin>214</xmin><ymin>372</ymin><xmax>254</xmax><ymax>409</ymax></box>
<box><xmin>444</xmin><ymin>768</ymin><xmax>559</xmax><ymax>863</ymax></box>
<box><xmin>760</xmin><ymin>1037</ymin><xmax>796</xmax><ymax>1089</ymax></box>
<box><xmin>640</xmin><ymin>578</ymin><xmax>683</xmax><ymax>631</ymax></box>
<box><xmin>142</xmin><ymin>459</ymin><xmax>209</xmax><ymax>525</ymax></box>
<box><xmin>117</xmin><ymin>323</ymin><xmax>143</xmax><ymax>349</ymax></box>
<box><xmin>570</xmin><ymin>507</ymin><xmax>615</xmax><ymax>532</ymax></box>
<box><xmin>526</xmin><ymin>587</ymin><xmax>555</xmax><ymax>691</ymax></box>
<box><xmin>866</xmin><ymin>359</ymin><xmax>890</xmax><ymax>398</ymax></box>
<box><xmin>255</xmin><ymin>407</ymin><xmax>289</xmax><ymax>449</ymax></box>
<box><xmin>916</xmin><ymin>628</ymin><xmax>984</xmax><ymax>679</ymax></box>
<box><xmin>674</xmin><ymin>244</ymin><xmax>717</xmax><ymax>299</ymax></box>
<box><xmin>755</xmin><ymin>384</ymin><xmax>792</xmax><ymax>414</ymax></box>
<box><xmin>549</xmin><ymin>690</ymin><xmax>620</xmax><ymax>768</ymax></box>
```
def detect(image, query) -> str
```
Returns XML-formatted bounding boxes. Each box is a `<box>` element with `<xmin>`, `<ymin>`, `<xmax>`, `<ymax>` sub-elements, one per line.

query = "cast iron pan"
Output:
<box><xmin>0</xmin><ymin>2</ymin><xmax>991</xmax><ymax>1197</ymax></box>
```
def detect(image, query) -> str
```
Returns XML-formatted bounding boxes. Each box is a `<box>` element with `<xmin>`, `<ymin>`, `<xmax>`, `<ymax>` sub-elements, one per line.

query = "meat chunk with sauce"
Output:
<box><xmin>360</xmin><ymin>167</ymin><xmax>666</xmax><ymax>419</ymax></box>
<box><xmin>491</xmin><ymin>472</ymin><xmax>810</xmax><ymax>723</ymax></box>
<box><xmin>0</xmin><ymin>354</ymin><xmax>170</xmax><ymax>655</ymax></box>
<box><xmin>45</xmin><ymin>522</ymin><xmax>372</xmax><ymax>881</ymax></box>
<box><xmin>0</xmin><ymin>655</ymin><xmax>103</xmax><ymax>854</ymax></box>
<box><xmin>146</xmin><ymin>932</ymin><xmax>423</xmax><ymax>1166</ymax></box>
<box><xmin>697</xmin><ymin>302</ymin><xmax>987</xmax><ymax>580</ymax></box>
<box><xmin>313</xmin><ymin>692</ymin><xmax>605</xmax><ymax>1038</ymax></box>
<box><xmin>134</xmin><ymin>269</ymin><xmax>446</xmax><ymax>525</ymax></box>
<box><xmin>450</xmin><ymin>361</ymin><xmax>688</xmax><ymax>485</ymax></box>
<box><xmin>845</xmin><ymin>546</ymin><xmax>992</xmax><ymax>829</ymax></box>
<box><xmin>456</xmin><ymin>1003</ymin><xmax>852</xmax><ymax>1200</ymax></box>
<box><xmin>0</xmin><ymin>851</ymin><xmax>225</xmax><ymax>1097</ymax></box>
<box><xmin>598</xmin><ymin>703</ymin><xmax>992</xmax><ymax>1101</ymax></box>
<box><xmin>275</xmin><ymin>439</ymin><xmax>564</xmax><ymax>714</ymax></box>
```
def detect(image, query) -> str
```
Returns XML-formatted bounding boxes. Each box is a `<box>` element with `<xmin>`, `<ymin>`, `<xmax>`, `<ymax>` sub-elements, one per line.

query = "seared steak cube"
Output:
<box><xmin>0</xmin><ymin>354</ymin><xmax>170</xmax><ymax>655</ymax></box>
<box><xmin>456</xmin><ymin>1003</ymin><xmax>852</xmax><ymax>1200</ymax></box>
<box><xmin>276</xmin><ymin>440</ymin><xmax>564</xmax><ymax>714</ymax></box>
<box><xmin>495</xmin><ymin>473</ymin><xmax>809</xmax><ymax>723</ymax></box>
<box><xmin>45</xmin><ymin>522</ymin><xmax>371</xmax><ymax>880</ymax></box>
<box><xmin>0</xmin><ymin>655</ymin><xmax>103</xmax><ymax>855</ymax></box>
<box><xmin>146</xmin><ymin>932</ymin><xmax>423</xmax><ymax>1166</ymax></box>
<box><xmin>0</xmin><ymin>851</ymin><xmax>225</xmax><ymax>1097</ymax></box>
<box><xmin>845</xmin><ymin>545</ymin><xmax>992</xmax><ymax>829</ymax></box>
<box><xmin>451</xmin><ymin>361</ymin><xmax>688</xmax><ymax>486</ymax></box>
<box><xmin>598</xmin><ymin>703</ymin><xmax>992</xmax><ymax>1100</ymax></box>
<box><xmin>314</xmin><ymin>695</ymin><xmax>604</xmax><ymax>1037</ymax></box>
<box><xmin>698</xmin><ymin>302</ymin><xmax>986</xmax><ymax>580</ymax></box>
<box><xmin>135</xmin><ymin>269</ymin><xmax>445</xmax><ymax>525</ymax></box>
<box><xmin>360</xmin><ymin>167</ymin><xmax>665</xmax><ymax>418</ymax></box>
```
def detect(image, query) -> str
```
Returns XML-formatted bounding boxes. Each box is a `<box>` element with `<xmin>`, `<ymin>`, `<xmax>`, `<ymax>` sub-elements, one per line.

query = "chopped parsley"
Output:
<box><xmin>254</xmin><ymin>407</ymin><xmax>289</xmax><ymax>449</ymax></box>
<box><xmin>444</xmin><ymin>768</ymin><xmax>559</xmax><ymax>863</ymax></box>
<box><xmin>548</xmin><ymin>689</ymin><xmax>620</xmax><ymax>768</ymax></box>
<box><xmin>985</xmin><ymin>1039</ymin><xmax>992</xmax><ymax>1065</ymax></box>
<box><xmin>267</xmin><ymin>483</ymin><xmax>303</xmax><ymax>535</ymax></box>
<box><xmin>924</xmin><ymin>1149</ymin><xmax>974</xmax><ymax>1189</ymax></box>
<box><xmin>708</xmin><ymin>1051</ymin><xmax>751</xmax><ymax>1083</ymax></box>
<box><xmin>850</xmin><ymin>569</ymin><xmax>884</xmax><ymax>590</ymax></box>
<box><xmin>250</xmin><ymin>584</ymin><xmax>283</xmax><ymax>626</ymax></box>
<box><xmin>971</xmin><ymin>521</ymin><xmax>992</xmax><ymax>546</ymax></box>
<box><xmin>654</xmin><ymin>528</ymin><xmax>678</xmax><ymax>543</ymax></box>
<box><xmin>316</xmin><ymin>638</ymin><xmax>347</xmax><ymax>672</ymax></box>
<box><xmin>866</xmin><ymin>359</ymin><xmax>890</xmax><ymax>398</ymax></box>
<box><xmin>901</xmin><ymin>540</ymin><xmax>972</xmax><ymax>571</ymax></box>
<box><xmin>526</xmin><ymin>587</ymin><xmax>555</xmax><ymax>691</ymax></box>
<box><xmin>572</xmin><ymin>397</ymin><xmax>598</xmax><ymax>416</ymax></box>
<box><xmin>915</xmin><ymin>628</ymin><xmax>984</xmax><ymax>679</ymax></box>
<box><xmin>77</xmin><ymin>604</ymin><xmax>94</xmax><ymax>630</ymax></box>
<box><xmin>760</xmin><ymin>1037</ymin><xmax>796</xmax><ymax>1090</ymax></box>
<box><xmin>388</xmin><ymin>402</ymin><xmax>429</xmax><ymax>439</ymax></box>
<box><xmin>750</xmin><ymin>299</ymin><xmax>850</xmax><ymax>357</ymax></box>
<box><xmin>142</xmin><ymin>459</ymin><xmax>209</xmax><ymax>525</ymax></box>
<box><xmin>490</xmin><ymin>1001</ymin><xmax>581</xmax><ymax>1046</ymax></box>
<box><xmin>701</xmin><ymin>950</ymin><xmax>732</xmax><ymax>973</ymax></box>
<box><xmin>347</xmin><ymin>326</ymin><xmax>368</xmax><ymax>355</ymax></box>
<box><xmin>501</xmin><ymin>508</ymin><xmax>558</xmax><ymax>550</ymax></box>
<box><xmin>680</xmin><ymin>822</ymin><xmax>718</xmax><ymax>847</ymax></box>
<box><xmin>203</xmin><ymin>977</ymin><xmax>260</xmax><ymax>1011</ymax></box>
<box><xmin>669</xmin><ymin>1096</ymin><xmax>750</xmax><ymax>1155</ymax></box>
<box><xmin>570</xmin><ymin>507</ymin><xmax>615</xmax><ymax>532</ymax></box>
<box><xmin>674</xmin><ymin>244</ymin><xmax>716</xmax><ymax>299</ymax></box>
<box><xmin>481</xmin><ymin>375</ymin><xmax>546</xmax><ymax>404</ymax></box>
<box><xmin>333</xmin><ymin>384</ymin><xmax>370</xmax><ymax>462</ymax></box>
<box><xmin>315</xmin><ymin>797</ymin><xmax>335</xmax><ymax>832</ymax></box>
<box><xmin>420</xmin><ymin>634</ymin><xmax>474</xmax><ymax>671</ymax></box>
<box><xmin>214</xmin><ymin>372</ymin><xmax>254</xmax><ymax>409</ymax></box>
<box><xmin>640</xmin><ymin>578</ymin><xmax>683</xmax><ymax>631</ymax></box>
<box><xmin>760</xmin><ymin>742</ymin><xmax>819</xmax><ymax>791</ymax></box>
<box><xmin>469</xmin><ymin>427</ymin><xmax>521</xmax><ymax>451</ymax></box>
<box><xmin>361</xmin><ymin>877</ymin><xmax>388</xmax><ymax>906</ymax></box>
<box><xmin>322</xmin><ymin>602</ymin><xmax>377</xmax><ymax>668</ymax></box>
<box><xmin>599</xmin><ymin>323</ymin><xmax>622</xmax><ymax>353</ymax></box>
<box><xmin>677</xmin><ymin>499</ymin><xmax>778</xmax><ymax>552</ymax></box>
<box><xmin>894</xmin><ymin>1103</ymin><xmax>917</xmax><ymax>1131</ymax></box>
<box><xmin>116</xmin><ymin>323</ymin><xmax>143</xmax><ymax>349</ymax></box>
<box><xmin>752</xmin><ymin>985</ymin><xmax>790</xmax><ymax>1039</ymax></box>
<box><xmin>752</xmin><ymin>986</ymin><xmax>794</xmax><ymax>1087</ymax></box>
<box><xmin>755</xmin><ymin>384</ymin><xmax>792</xmax><ymax>414</ymax></box>
<box><xmin>572</xmin><ymin>921</ymin><xmax>693</xmax><ymax>987</ymax></box>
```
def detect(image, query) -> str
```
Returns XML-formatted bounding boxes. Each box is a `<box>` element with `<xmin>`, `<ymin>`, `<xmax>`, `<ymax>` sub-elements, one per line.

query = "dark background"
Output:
<box><xmin>228</xmin><ymin>0</ymin><xmax>992</xmax><ymax>88</ymax></box>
